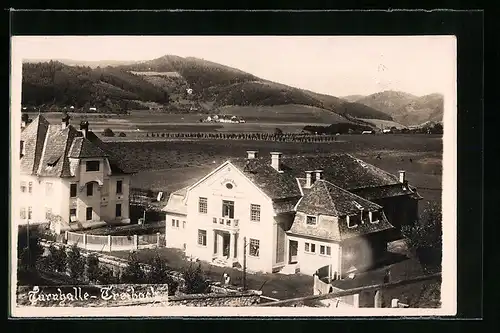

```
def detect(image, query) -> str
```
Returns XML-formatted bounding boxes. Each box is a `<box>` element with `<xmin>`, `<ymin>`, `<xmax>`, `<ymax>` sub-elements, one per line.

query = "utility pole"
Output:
<box><xmin>242</xmin><ymin>237</ymin><xmax>247</xmax><ymax>291</ymax></box>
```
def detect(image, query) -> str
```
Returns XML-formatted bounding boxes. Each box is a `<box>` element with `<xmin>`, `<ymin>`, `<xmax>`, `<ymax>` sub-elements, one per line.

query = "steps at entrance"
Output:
<box><xmin>279</xmin><ymin>263</ymin><xmax>300</xmax><ymax>275</ymax></box>
<box><xmin>212</xmin><ymin>258</ymin><xmax>229</xmax><ymax>267</ymax></box>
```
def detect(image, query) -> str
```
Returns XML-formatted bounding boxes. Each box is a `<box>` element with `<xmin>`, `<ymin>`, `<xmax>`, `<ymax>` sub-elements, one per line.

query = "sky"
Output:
<box><xmin>12</xmin><ymin>36</ymin><xmax>456</xmax><ymax>97</ymax></box>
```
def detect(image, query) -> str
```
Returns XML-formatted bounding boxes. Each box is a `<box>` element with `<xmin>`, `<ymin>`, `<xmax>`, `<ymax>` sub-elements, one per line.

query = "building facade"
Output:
<box><xmin>163</xmin><ymin>151</ymin><xmax>422</xmax><ymax>276</ymax></box>
<box><xmin>19</xmin><ymin>114</ymin><xmax>133</xmax><ymax>233</ymax></box>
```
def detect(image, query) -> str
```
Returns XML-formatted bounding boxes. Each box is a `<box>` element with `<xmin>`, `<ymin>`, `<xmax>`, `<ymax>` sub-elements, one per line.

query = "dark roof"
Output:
<box><xmin>350</xmin><ymin>183</ymin><xmax>420</xmax><ymax>201</ymax></box>
<box><xmin>296</xmin><ymin>180</ymin><xmax>382</xmax><ymax>217</ymax></box>
<box><xmin>20</xmin><ymin>115</ymin><xmax>50</xmax><ymax>174</ymax></box>
<box><xmin>230</xmin><ymin>158</ymin><xmax>302</xmax><ymax>200</ymax></box>
<box><xmin>229</xmin><ymin>153</ymin><xmax>401</xmax><ymax>201</ymax></box>
<box><xmin>68</xmin><ymin>137</ymin><xmax>109</xmax><ymax>158</ymax></box>
<box><xmin>19</xmin><ymin>115</ymin><xmax>132</xmax><ymax>177</ymax></box>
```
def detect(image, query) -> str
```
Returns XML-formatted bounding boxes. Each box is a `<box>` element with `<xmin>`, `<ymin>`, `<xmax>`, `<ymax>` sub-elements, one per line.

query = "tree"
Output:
<box><xmin>274</xmin><ymin>127</ymin><xmax>283</xmax><ymax>136</ymax></box>
<box><xmin>121</xmin><ymin>252</ymin><xmax>146</xmax><ymax>283</ymax></box>
<box><xmin>118</xmin><ymin>132</ymin><xmax>127</xmax><ymax>137</ymax></box>
<box><xmin>182</xmin><ymin>263</ymin><xmax>210</xmax><ymax>294</ymax></box>
<box><xmin>402</xmin><ymin>201</ymin><xmax>442</xmax><ymax>274</ymax></box>
<box><xmin>18</xmin><ymin>227</ymin><xmax>44</xmax><ymax>272</ymax></box>
<box><xmin>67</xmin><ymin>244</ymin><xmax>86</xmax><ymax>282</ymax></box>
<box><xmin>98</xmin><ymin>266</ymin><xmax>120</xmax><ymax>284</ymax></box>
<box><xmin>103</xmin><ymin>128</ymin><xmax>115</xmax><ymax>137</ymax></box>
<box><xmin>45</xmin><ymin>244</ymin><xmax>68</xmax><ymax>273</ymax></box>
<box><xmin>146</xmin><ymin>252</ymin><xmax>179</xmax><ymax>295</ymax></box>
<box><xmin>86</xmin><ymin>253</ymin><xmax>100</xmax><ymax>283</ymax></box>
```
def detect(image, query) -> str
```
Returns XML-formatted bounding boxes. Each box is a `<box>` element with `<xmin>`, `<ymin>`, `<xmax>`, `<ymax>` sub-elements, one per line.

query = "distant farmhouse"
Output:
<box><xmin>202</xmin><ymin>114</ymin><xmax>245</xmax><ymax>124</ymax></box>
<box><xmin>19</xmin><ymin>113</ymin><xmax>134</xmax><ymax>234</ymax></box>
<box><xmin>163</xmin><ymin>151</ymin><xmax>422</xmax><ymax>277</ymax></box>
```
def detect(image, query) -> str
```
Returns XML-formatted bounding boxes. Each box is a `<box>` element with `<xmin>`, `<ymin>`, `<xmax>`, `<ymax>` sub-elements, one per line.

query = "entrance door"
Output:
<box><xmin>222</xmin><ymin>233</ymin><xmax>230</xmax><ymax>258</ymax></box>
<box><xmin>289</xmin><ymin>240</ymin><xmax>298</xmax><ymax>264</ymax></box>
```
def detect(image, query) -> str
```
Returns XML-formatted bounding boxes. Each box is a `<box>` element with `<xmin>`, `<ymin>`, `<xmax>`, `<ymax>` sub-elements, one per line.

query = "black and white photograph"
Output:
<box><xmin>10</xmin><ymin>35</ymin><xmax>456</xmax><ymax>317</ymax></box>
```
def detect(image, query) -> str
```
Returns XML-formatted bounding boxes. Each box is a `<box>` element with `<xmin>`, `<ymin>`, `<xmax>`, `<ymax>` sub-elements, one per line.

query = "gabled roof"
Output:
<box><xmin>162</xmin><ymin>186</ymin><xmax>189</xmax><ymax>215</ymax></box>
<box><xmin>19</xmin><ymin>115</ymin><xmax>133</xmax><ymax>178</ymax></box>
<box><xmin>20</xmin><ymin>115</ymin><xmax>50</xmax><ymax>175</ymax></box>
<box><xmin>351</xmin><ymin>183</ymin><xmax>423</xmax><ymax>201</ymax></box>
<box><xmin>296</xmin><ymin>180</ymin><xmax>382</xmax><ymax>217</ymax></box>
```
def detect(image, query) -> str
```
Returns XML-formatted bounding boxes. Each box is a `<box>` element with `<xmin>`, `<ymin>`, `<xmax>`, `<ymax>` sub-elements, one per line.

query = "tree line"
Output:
<box><xmin>141</xmin><ymin>131</ymin><xmax>342</xmax><ymax>142</ymax></box>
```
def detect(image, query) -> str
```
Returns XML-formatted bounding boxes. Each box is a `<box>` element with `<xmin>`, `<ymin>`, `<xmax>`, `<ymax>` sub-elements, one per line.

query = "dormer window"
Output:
<box><xmin>20</xmin><ymin>141</ymin><xmax>25</xmax><ymax>157</ymax></box>
<box><xmin>371</xmin><ymin>210</ymin><xmax>381</xmax><ymax>224</ymax></box>
<box><xmin>347</xmin><ymin>215</ymin><xmax>359</xmax><ymax>228</ymax></box>
<box><xmin>361</xmin><ymin>210</ymin><xmax>370</xmax><ymax>224</ymax></box>
<box><xmin>306</xmin><ymin>215</ymin><xmax>317</xmax><ymax>225</ymax></box>
<box><xmin>86</xmin><ymin>160</ymin><xmax>100</xmax><ymax>172</ymax></box>
<box><xmin>47</xmin><ymin>155</ymin><xmax>61</xmax><ymax>167</ymax></box>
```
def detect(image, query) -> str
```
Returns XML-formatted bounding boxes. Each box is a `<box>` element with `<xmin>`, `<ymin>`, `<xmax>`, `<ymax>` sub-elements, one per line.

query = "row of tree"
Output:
<box><xmin>18</xmin><ymin>228</ymin><xmax>210</xmax><ymax>295</ymax></box>
<box><xmin>142</xmin><ymin>131</ymin><xmax>341</xmax><ymax>142</ymax></box>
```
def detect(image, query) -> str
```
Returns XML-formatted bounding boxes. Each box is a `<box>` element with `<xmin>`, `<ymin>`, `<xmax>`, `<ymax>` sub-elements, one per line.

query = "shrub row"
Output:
<box><xmin>141</xmin><ymin>132</ymin><xmax>341</xmax><ymax>142</ymax></box>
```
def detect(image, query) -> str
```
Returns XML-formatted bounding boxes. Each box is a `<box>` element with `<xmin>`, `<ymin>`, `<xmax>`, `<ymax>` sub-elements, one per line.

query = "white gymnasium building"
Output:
<box><xmin>163</xmin><ymin>150</ymin><xmax>422</xmax><ymax>276</ymax></box>
<box><xmin>18</xmin><ymin>113</ymin><xmax>133</xmax><ymax>234</ymax></box>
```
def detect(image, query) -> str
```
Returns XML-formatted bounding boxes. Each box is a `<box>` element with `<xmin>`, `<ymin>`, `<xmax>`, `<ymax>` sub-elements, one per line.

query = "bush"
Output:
<box><xmin>121</xmin><ymin>252</ymin><xmax>146</xmax><ymax>283</ymax></box>
<box><xmin>146</xmin><ymin>252</ymin><xmax>179</xmax><ymax>295</ymax></box>
<box><xmin>45</xmin><ymin>244</ymin><xmax>67</xmax><ymax>273</ymax></box>
<box><xmin>118</xmin><ymin>132</ymin><xmax>127</xmax><ymax>137</ymax></box>
<box><xmin>182</xmin><ymin>263</ymin><xmax>210</xmax><ymax>294</ymax></box>
<box><xmin>98</xmin><ymin>266</ymin><xmax>120</xmax><ymax>284</ymax></box>
<box><xmin>103</xmin><ymin>128</ymin><xmax>115</xmax><ymax>137</ymax></box>
<box><xmin>67</xmin><ymin>244</ymin><xmax>86</xmax><ymax>282</ymax></box>
<box><xmin>402</xmin><ymin>202</ymin><xmax>442</xmax><ymax>274</ymax></box>
<box><xmin>86</xmin><ymin>253</ymin><xmax>100</xmax><ymax>283</ymax></box>
<box><xmin>18</xmin><ymin>228</ymin><xmax>44</xmax><ymax>272</ymax></box>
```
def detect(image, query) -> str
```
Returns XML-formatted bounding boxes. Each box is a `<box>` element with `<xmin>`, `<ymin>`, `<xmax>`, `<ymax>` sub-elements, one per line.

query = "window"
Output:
<box><xmin>27</xmin><ymin>207</ymin><xmax>32</xmax><ymax>220</ymax></box>
<box><xmin>198</xmin><ymin>230</ymin><xmax>207</xmax><ymax>246</ymax></box>
<box><xmin>115</xmin><ymin>204</ymin><xmax>122</xmax><ymax>217</ymax></box>
<box><xmin>320</xmin><ymin>245</ymin><xmax>332</xmax><ymax>256</ymax></box>
<box><xmin>226</xmin><ymin>183</ymin><xmax>233</xmax><ymax>189</ymax></box>
<box><xmin>45</xmin><ymin>207</ymin><xmax>52</xmax><ymax>220</ymax></box>
<box><xmin>347</xmin><ymin>215</ymin><xmax>360</xmax><ymax>228</ymax></box>
<box><xmin>306</xmin><ymin>215</ymin><xmax>317</xmax><ymax>225</ymax></box>
<box><xmin>20</xmin><ymin>181</ymin><xmax>27</xmax><ymax>193</ymax></box>
<box><xmin>87</xmin><ymin>183</ymin><xmax>93</xmax><ymax>196</ymax></box>
<box><xmin>305</xmin><ymin>242</ymin><xmax>316</xmax><ymax>253</ymax></box>
<box><xmin>70</xmin><ymin>184</ymin><xmax>77</xmax><ymax>198</ymax></box>
<box><xmin>198</xmin><ymin>197</ymin><xmax>207</xmax><ymax>214</ymax></box>
<box><xmin>20</xmin><ymin>207</ymin><xmax>26</xmax><ymax>219</ymax></box>
<box><xmin>45</xmin><ymin>182</ymin><xmax>53</xmax><ymax>196</ymax></box>
<box><xmin>172</xmin><ymin>219</ymin><xmax>176</xmax><ymax>227</ymax></box>
<box><xmin>28</xmin><ymin>182</ymin><xmax>33</xmax><ymax>193</ymax></box>
<box><xmin>222</xmin><ymin>200</ymin><xmax>234</xmax><ymax>218</ymax></box>
<box><xmin>213</xmin><ymin>217</ymin><xmax>217</xmax><ymax>224</ymax></box>
<box><xmin>116</xmin><ymin>180</ymin><xmax>123</xmax><ymax>194</ymax></box>
<box><xmin>361</xmin><ymin>210</ymin><xmax>370</xmax><ymax>224</ymax></box>
<box><xmin>86</xmin><ymin>160</ymin><xmax>100</xmax><ymax>172</ymax></box>
<box><xmin>20</xmin><ymin>141</ymin><xmax>25</xmax><ymax>156</ymax></box>
<box><xmin>86</xmin><ymin>207</ymin><xmax>93</xmax><ymax>221</ymax></box>
<box><xmin>70</xmin><ymin>209</ymin><xmax>77</xmax><ymax>222</ymax></box>
<box><xmin>250</xmin><ymin>204</ymin><xmax>261</xmax><ymax>222</ymax></box>
<box><xmin>371</xmin><ymin>210</ymin><xmax>381</xmax><ymax>224</ymax></box>
<box><xmin>182</xmin><ymin>221</ymin><xmax>186</xmax><ymax>229</ymax></box>
<box><xmin>249</xmin><ymin>239</ymin><xmax>260</xmax><ymax>257</ymax></box>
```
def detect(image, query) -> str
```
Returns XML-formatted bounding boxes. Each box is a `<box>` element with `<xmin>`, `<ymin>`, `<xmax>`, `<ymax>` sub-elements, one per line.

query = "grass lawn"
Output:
<box><xmin>108</xmin><ymin>247</ymin><xmax>313</xmax><ymax>300</ymax></box>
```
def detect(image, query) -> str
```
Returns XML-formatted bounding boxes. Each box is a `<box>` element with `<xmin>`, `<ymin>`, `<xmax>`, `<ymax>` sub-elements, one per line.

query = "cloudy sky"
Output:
<box><xmin>12</xmin><ymin>36</ymin><xmax>456</xmax><ymax>97</ymax></box>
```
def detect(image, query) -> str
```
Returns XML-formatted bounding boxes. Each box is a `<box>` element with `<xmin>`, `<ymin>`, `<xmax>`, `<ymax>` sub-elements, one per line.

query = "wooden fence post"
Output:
<box><xmin>374</xmin><ymin>289</ymin><xmax>383</xmax><ymax>308</ymax></box>
<box><xmin>156</xmin><ymin>232</ymin><xmax>160</xmax><ymax>247</ymax></box>
<box><xmin>108</xmin><ymin>235</ymin><xmax>112</xmax><ymax>252</ymax></box>
<box><xmin>134</xmin><ymin>234</ymin><xmax>138</xmax><ymax>249</ymax></box>
<box><xmin>83</xmin><ymin>233</ymin><xmax>87</xmax><ymax>250</ymax></box>
<box><xmin>391</xmin><ymin>298</ymin><xmax>399</xmax><ymax>308</ymax></box>
<box><xmin>65</xmin><ymin>230</ymin><xmax>69</xmax><ymax>242</ymax></box>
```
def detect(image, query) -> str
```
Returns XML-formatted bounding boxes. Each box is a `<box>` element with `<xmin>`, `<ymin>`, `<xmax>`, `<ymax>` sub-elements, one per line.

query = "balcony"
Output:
<box><xmin>212</xmin><ymin>217</ymin><xmax>239</xmax><ymax>231</ymax></box>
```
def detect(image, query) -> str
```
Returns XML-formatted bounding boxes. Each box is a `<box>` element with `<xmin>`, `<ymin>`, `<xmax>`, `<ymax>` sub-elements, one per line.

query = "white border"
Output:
<box><xmin>9</xmin><ymin>35</ymin><xmax>457</xmax><ymax>318</ymax></box>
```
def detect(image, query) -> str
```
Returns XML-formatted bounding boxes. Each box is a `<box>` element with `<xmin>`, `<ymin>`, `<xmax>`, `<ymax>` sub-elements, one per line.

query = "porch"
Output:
<box><xmin>211</xmin><ymin>228</ymin><xmax>240</xmax><ymax>268</ymax></box>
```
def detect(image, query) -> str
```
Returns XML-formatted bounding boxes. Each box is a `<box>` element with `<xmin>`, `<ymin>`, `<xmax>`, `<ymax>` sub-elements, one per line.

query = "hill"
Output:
<box><xmin>347</xmin><ymin>90</ymin><xmax>444</xmax><ymax>126</ymax></box>
<box><xmin>21</xmin><ymin>61</ymin><xmax>170</xmax><ymax>113</ymax></box>
<box><xmin>21</xmin><ymin>55</ymin><xmax>392</xmax><ymax>121</ymax></box>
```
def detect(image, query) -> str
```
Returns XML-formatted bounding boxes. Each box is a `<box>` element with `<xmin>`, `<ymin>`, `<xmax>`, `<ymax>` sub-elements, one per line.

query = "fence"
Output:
<box><xmin>261</xmin><ymin>273</ymin><xmax>441</xmax><ymax>308</ymax></box>
<box><xmin>65</xmin><ymin>231</ymin><xmax>164</xmax><ymax>252</ymax></box>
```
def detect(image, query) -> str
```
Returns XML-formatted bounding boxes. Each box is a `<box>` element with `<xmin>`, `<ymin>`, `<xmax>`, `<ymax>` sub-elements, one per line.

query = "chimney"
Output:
<box><xmin>270</xmin><ymin>152</ymin><xmax>282</xmax><ymax>172</ymax></box>
<box><xmin>80</xmin><ymin>121</ymin><xmax>89</xmax><ymax>138</ymax></box>
<box><xmin>305</xmin><ymin>171</ymin><xmax>313</xmax><ymax>188</ymax></box>
<box><xmin>314</xmin><ymin>170</ymin><xmax>323</xmax><ymax>181</ymax></box>
<box><xmin>398</xmin><ymin>170</ymin><xmax>406</xmax><ymax>183</ymax></box>
<box><xmin>61</xmin><ymin>112</ymin><xmax>71</xmax><ymax>130</ymax></box>
<box><xmin>246</xmin><ymin>150</ymin><xmax>258</xmax><ymax>159</ymax></box>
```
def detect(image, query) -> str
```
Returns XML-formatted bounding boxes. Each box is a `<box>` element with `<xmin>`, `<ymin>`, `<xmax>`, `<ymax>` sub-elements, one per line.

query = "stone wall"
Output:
<box><xmin>167</xmin><ymin>291</ymin><xmax>262</xmax><ymax>307</ymax></box>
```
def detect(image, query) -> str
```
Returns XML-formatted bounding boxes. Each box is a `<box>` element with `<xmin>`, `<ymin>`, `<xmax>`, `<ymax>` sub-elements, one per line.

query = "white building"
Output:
<box><xmin>163</xmin><ymin>151</ymin><xmax>422</xmax><ymax>276</ymax></box>
<box><xmin>19</xmin><ymin>114</ymin><xmax>134</xmax><ymax>234</ymax></box>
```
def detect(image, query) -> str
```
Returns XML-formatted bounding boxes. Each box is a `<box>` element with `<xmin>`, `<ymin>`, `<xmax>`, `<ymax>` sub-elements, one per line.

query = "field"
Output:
<box><xmin>363</xmin><ymin>118</ymin><xmax>408</xmax><ymax>130</ymax></box>
<box><xmin>101</xmin><ymin>134</ymin><xmax>443</xmax><ymax>215</ymax></box>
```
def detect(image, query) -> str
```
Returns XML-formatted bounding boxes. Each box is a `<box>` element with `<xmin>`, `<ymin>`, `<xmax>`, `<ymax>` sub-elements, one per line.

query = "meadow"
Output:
<box><xmin>101</xmin><ymin>134</ymin><xmax>443</xmax><ymax>215</ymax></box>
